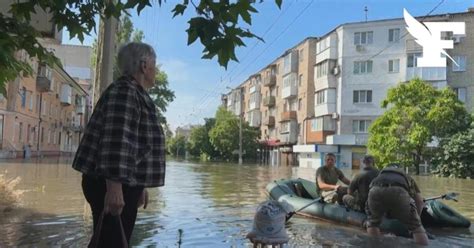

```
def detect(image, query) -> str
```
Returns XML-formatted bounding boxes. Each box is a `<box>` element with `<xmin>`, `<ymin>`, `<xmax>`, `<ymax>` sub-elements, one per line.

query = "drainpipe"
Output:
<box><xmin>37</xmin><ymin>93</ymin><xmax>42</xmax><ymax>158</ymax></box>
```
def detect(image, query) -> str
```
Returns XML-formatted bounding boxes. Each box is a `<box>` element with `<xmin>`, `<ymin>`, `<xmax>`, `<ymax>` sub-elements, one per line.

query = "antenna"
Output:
<box><xmin>364</xmin><ymin>6</ymin><xmax>368</xmax><ymax>22</ymax></box>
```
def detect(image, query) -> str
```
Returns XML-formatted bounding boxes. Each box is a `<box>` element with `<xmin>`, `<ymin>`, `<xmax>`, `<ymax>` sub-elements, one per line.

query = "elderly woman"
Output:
<box><xmin>72</xmin><ymin>42</ymin><xmax>165</xmax><ymax>247</ymax></box>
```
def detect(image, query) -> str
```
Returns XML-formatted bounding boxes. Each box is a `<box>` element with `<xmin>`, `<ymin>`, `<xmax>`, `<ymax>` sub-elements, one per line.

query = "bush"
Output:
<box><xmin>0</xmin><ymin>171</ymin><xmax>23</xmax><ymax>212</ymax></box>
<box><xmin>432</xmin><ymin>131</ymin><xmax>474</xmax><ymax>179</ymax></box>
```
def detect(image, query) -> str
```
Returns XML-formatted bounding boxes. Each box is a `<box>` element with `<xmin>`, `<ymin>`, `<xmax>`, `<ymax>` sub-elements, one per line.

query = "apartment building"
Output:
<box><xmin>0</xmin><ymin>4</ymin><xmax>89</xmax><ymax>158</ymax></box>
<box><xmin>294</xmin><ymin>9</ymin><xmax>473</xmax><ymax>170</ymax></box>
<box><xmin>224</xmin><ymin>38</ymin><xmax>317</xmax><ymax>166</ymax></box>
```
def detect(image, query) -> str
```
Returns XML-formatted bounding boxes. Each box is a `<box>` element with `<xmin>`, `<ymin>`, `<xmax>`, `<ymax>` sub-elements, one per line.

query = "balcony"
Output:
<box><xmin>282</xmin><ymin>73</ymin><xmax>297</xmax><ymax>99</ymax></box>
<box><xmin>406</xmin><ymin>39</ymin><xmax>422</xmax><ymax>52</ymax></box>
<box><xmin>263</xmin><ymin>74</ymin><xmax>276</xmax><ymax>87</ymax></box>
<box><xmin>326</xmin><ymin>134</ymin><xmax>356</xmax><ymax>145</ymax></box>
<box><xmin>279</xmin><ymin>132</ymin><xmax>298</xmax><ymax>144</ymax></box>
<box><xmin>60</xmin><ymin>84</ymin><xmax>72</xmax><ymax>105</ymax></box>
<box><xmin>283</xmin><ymin>50</ymin><xmax>298</xmax><ymax>75</ymax></box>
<box><xmin>249</xmin><ymin>94</ymin><xmax>261</xmax><ymax>110</ymax></box>
<box><xmin>249</xmin><ymin>85</ymin><xmax>260</xmax><ymax>94</ymax></box>
<box><xmin>76</xmin><ymin>104</ymin><xmax>86</xmax><ymax>115</ymax></box>
<box><xmin>248</xmin><ymin>110</ymin><xmax>261</xmax><ymax>127</ymax></box>
<box><xmin>263</xmin><ymin>96</ymin><xmax>275</xmax><ymax>107</ymax></box>
<box><xmin>280</xmin><ymin>111</ymin><xmax>297</xmax><ymax>122</ymax></box>
<box><xmin>263</xmin><ymin>116</ymin><xmax>275</xmax><ymax>127</ymax></box>
<box><xmin>36</xmin><ymin>64</ymin><xmax>53</xmax><ymax>92</ymax></box>
<box><xmin>355</xmin><ymin>134</ymin><xmax>369</xmax><ymax>145</ymax></box>
<box><xmin>406</xmin><ymin>67</ymin><xmax>446</xmax><ymax>81</ymax></box>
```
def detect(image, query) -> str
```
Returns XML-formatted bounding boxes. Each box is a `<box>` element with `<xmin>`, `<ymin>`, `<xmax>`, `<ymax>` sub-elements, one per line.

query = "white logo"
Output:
<box><xmin>404</xmin><ymin>9</ymin><xmax>465</xmax><ymax>67</ymax></box>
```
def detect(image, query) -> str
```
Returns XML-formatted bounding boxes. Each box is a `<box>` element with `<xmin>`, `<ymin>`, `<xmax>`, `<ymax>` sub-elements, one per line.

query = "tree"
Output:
<box><xmin>1</xmin><ymin>0</ymin><xmax>283</xmax><ymax>95</ymax></box>
<box><xmin>167</xmin><ymin>135</ymin><xmax>187</xmax><ymax>157</ymax></box>
<box><xmin>432</xmin><ymin>128</ymin><xmax>474</xmax><ymax>179</ymax></box>
<box><xmin>187</xmin><ymin>118</ymin><xmax>219</xmax><ymax>160</ymax></box>
<box><xmin>368</xmin><ymin>78</ymin><xmax>471</xmax><ymax>174</ymax></box>
<box><xmin>209</xmin><ymin>107</ymin><xmax>260</xmax><ymax>161</ymax></box>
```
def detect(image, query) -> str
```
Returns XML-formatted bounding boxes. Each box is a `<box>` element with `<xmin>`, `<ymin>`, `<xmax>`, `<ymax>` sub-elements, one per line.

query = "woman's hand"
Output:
<box><xmin>137</xmin><ymin>189</ymin><xmax>149</xmax><ymax>209</ymax></box>
<box><xmin>104</xmin><ymin>180</ymin><xmax>125</xmax><ymax>216</ymax></box>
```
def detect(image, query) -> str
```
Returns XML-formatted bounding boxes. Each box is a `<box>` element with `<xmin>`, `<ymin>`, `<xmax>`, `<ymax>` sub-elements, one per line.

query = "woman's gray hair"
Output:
<box><xmin>117</xmin><ymin>42</ymin><xmax>156</xmax><ymax>76</ymax></box>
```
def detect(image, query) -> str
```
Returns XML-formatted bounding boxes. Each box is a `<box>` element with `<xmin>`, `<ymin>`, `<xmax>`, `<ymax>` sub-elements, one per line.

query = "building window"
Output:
<box><xmin>353</xmin><ymin>60</ymin><xmax>373</xmax><ymax>74</ymax></box>
<box><xmin>276</xmin><ymin>86</ymin><xmax>279</xmax><ymax>97</ymax></box>
<box><xmin>453</xmin><ymin>56</ymin><xmax>467</xmax><ymax>72</ymax></box>
<box><xmin>41</xmin><ymin>127</ymin><xmax>44</xmax><ymax>143</ymax></box>
<box><xmin>353</xmin><ymin>90</ymin><xmax>372</xmax><ymax>103</ymax></box>
<box><xmin>27</xmin><ymin>124</ymin><xmax>31</xmax><ymax>142</ymax></box>
<box><xmin>311</xmin><ymin>118</ymin><xmax>323</xmax><ymax>131</ymax></box>
<box><xmin>388</xmin><ymin>59</ymin><xmax>400</xmax><ymax>73</ymax></box>
<box><xmin>407</xmin><ymin>53</ymin><xmax>422</xmax><ymax>68</ymax></box>
<box><xmin>316</xmin><ymin>60</ymin><xmax>329</xmax><ymax>78</ymax></box>
<box><xmin>298</xmin><ymin>98</ymin><xmax>302</xmax><ymax>110</ymax></box>
<box><xmin>388</xmin><ymin>28</ymin><xmax>400</xmax><ymax>43</ymax></box>
<box><xmin>316</xmin><ymin>90</ymin><xmax>326</xmax><ymax>105</ymax></box>
<box><xmin>19</xmin><ymin>122</ymin><xmax>23</xmax><ymax>142</ymax></box>
<box><xmin>21</xmin><ymin>87</ymin><xmax>27</xmax><ymax>108</ymax></box>
<box><xmin>281</xmin><ymin>122</ymin><xmax>290</xmax><ymax>133</ymax></box>
<box><xmin>453</xmin><ymin>87</ymin><xmax>467</xmax><ymax>103</ymax></box>
<box><xmin>317</xmin><ymin>38</ymin><xmax>329</xmax><ymax>53</ymax></box>
<box><xmin>299</xmin><ymin>74</ymin><xmax>303</xmax><ymax>86</ymax></box>
<box><xmin>28</xmin><ymin>92</ymin><xmax>34</xmax><ymax>110</ymax></box>
<box><xmin>353</xmin><ymin>120</ymin><xmax>371</xmax><ymax>133</ymax></box>
<box><xmin>354</xmin><ymin>31</ymin><xmax>373</xmax><ymax>45</ymax></box>
<box><xmin>58</xmin><ymin>131</ymin><xmax>62</xmax><ymax>145</ymax></box>
<box><xmin>299</xmin><ymin>49</ymin><xmax>304</xmax><ymax>62</ymax></box>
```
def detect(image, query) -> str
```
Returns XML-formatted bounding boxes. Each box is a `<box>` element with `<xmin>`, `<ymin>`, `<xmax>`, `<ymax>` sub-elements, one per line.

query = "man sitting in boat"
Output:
<box><xmin>366</xmin><ymin>163</ymin><xmax>429</xmax><ymax>246</ymax></box>
<box><xmin>315</xmin><ymin>153</ymin><xmax>351</xmax><ymax>204</ymax></box>
<box><xmin>342</xmin><ymin>155</ymin><xmax>379</xmax><ymax>212</ymax></box>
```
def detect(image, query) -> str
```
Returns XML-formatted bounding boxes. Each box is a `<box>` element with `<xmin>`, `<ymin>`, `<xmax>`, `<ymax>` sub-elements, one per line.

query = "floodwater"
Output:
<box><xmin>0</xmin><ymin>158</ymin><xmax>473</xmax><ymax>247</ymax></box>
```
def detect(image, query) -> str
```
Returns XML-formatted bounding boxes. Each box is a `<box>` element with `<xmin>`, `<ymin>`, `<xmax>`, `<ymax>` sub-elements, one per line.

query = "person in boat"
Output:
<box><xmin>72</xmin><ymin>42</ymin><xmax>166</xmax><ymax>247</ymax></box>
<box><xmin>315</xmin><ymin>153</ymin><xmax>351</xmax><ymax>204</ymax></box>
<box><xmin>366</xmin><ymin>163</ymin><xmax>428</xmax><ymax>246</ymax></box>
<box><xmin>342</xmin><ymin>155</ymin><xmax>379</xmax><ymax>211</ymax></box>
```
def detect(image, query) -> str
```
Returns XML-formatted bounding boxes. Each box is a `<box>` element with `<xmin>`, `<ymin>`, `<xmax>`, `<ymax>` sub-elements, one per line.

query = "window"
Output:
<box><xmin>276</xmin><ymin>86</ymin><xmax>279</xmax><ymax>97</ymax></box>
<box><xmin>317</xmin><ymin>38</ymin><xmax>329</xmax><ymax>53</ymax></box>
<box><xmin>316</xmin><ymin>90</ymin><xmax>326</xmax><ymax>105</ymax></box>
<box><xmin>58</xmin><ymin>132</ymin><xmax>62</xmax><ymax>145</ymax></box>
<box><xmin>48</xmin><ymin>129</ymin><xmax>51</xmax><ymax>144</ymax></box>
<box><xmin>388</xmin><ymin>59</ymin><xmax>400</xmax><ymax>73</ymax></box>
<box><xmin>407</xmin><ymin>53</ymin><xmax>422</xmax><ymax>68</ymax></box>
<box><xmin>454</xmin><ymin>87</ymin><xmax>467</xmax><ymax>103</ymax></box>
<box><xmin>27</xmin><ymin>124</ymin><xmax>31</xmax><ymax>142</ymax></box>
<box><xmin>354</xmin><ymin>31</ymin><xmax>373</xmax><ymax>45</ymax></box>
<box><xmin>316</xmin><ymin>60</ymin><xmax>329</xmax><ymax>78</ymax></box>
<box><xmin>353</xmin><ymin>90</ymin><xmax>372</xmax><ymax>103</ymax></box>
<box><xmin>21</xmin><ymin>87</ymin><xmax>26</xmax><ymax>108</ymax></box>
<box><xmin>353</xmin><ymin>120</ymin><xmax>371</xmax><ymax>133</ymax></box>
<box><xmin>41</xmin><ymin>127</ymin><xmax>44</xmax><ymax>143</ymax></box>
<box><xmin>311</xmin><ymin>118</ymin><xmax>323</xmax><ymax>131</ymax></box>
<box><xmin>353</xmin><ymin>61</ymin><xmax>373</xmax><ymax>74</ymax></box>
<box><xmin>19</xmin><ymin>122</ymin><xmax>23</xmax><ymax>142</ymax></box>
<box><xmin>281</xmin><ymin>122</ymin><xmax>290</xmax><ymax>133</ymax></box>
<box><xmin>453</xmin><ymin>56</ymin><xmax>467</xmax><ymax>72</ymax></box>
<box><xmin>299</xmin><ymin>74</ymin><xmax>303</xmax><ymax>86</ymax></box>
<box><xmin>299</xmin><ymin>49</ymin><xmax>304</xmax><ymax>62</ymax></box>
<box><xmin>290</xmin><ymin>99</ymin><xmax>298</xmax><ymax>111</ymax></box>
<box><xmin>298</xmin><ymin>98</ymin><xmax>302</xmax><ymax>110</ymax></box>
<box><xmin>28</xmin><ymin>92</ymin><xmax>34</xmax><ymax>110</ymax></box>
<box><xmin>388</xmin><ymin>28</ymin><xmax>400</xmax><ymax>43</ymax></box>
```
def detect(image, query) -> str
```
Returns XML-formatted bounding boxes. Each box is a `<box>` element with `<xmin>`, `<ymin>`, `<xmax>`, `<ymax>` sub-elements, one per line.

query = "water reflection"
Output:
<box><xmin>0</xmin><ymin>159</ymin><xmax>472</xmax><ymax>247</ymax></box>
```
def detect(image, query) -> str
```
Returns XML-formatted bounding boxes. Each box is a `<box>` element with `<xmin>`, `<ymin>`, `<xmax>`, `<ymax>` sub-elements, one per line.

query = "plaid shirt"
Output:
<box><xmin>72</xmin><ymin>76</ymin><xmax>166</xmax><ymax>187</ymax></box>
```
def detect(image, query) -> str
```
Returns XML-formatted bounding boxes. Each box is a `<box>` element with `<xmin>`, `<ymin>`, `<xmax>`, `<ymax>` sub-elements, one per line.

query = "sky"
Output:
<box><xmin>63</xmin><ymin>0</ymin><xmax>474</xmax><ymax>131</ymax></box>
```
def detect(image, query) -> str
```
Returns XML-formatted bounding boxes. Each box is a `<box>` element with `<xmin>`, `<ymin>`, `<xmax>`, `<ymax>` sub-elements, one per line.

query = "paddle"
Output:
<box><xmin>285</xmin><ymin>197</ymin><xmax>322</xmax><ymax>222</ymax></box>
<box><xmin>424</xmin><ymin>192</ymin><xmax>459</xmax><ymax>202</ymax></box>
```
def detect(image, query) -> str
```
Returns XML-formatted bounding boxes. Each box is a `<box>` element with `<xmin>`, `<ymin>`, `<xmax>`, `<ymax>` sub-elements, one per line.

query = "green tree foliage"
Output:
<box><xmin>167</xmin><ymin>135</ymin><xmax>187</xmax><ymax>157</ymax></box>
<box><xmin>368</xmin><ymin>78</ymin><xmax>471</xmax><ymax>174</ymax></box>
<box><xmin>1</xmin><ymin>0</ymin><xmax>283</xmax><ymax>95</ymax></box>
<box><xmin>186</xmin><ymin>118</ymin><xmax>219</xmax><ymax>160</ymax></box>
<box><xmin>209</xmin><ymin>107</ymin><xmax>260</xmax><ymax>161</ymax></box>
<box><xmin>432</xmin><ymin>129</ymin><xmax>474</xmax><ymax>178</ymax></box>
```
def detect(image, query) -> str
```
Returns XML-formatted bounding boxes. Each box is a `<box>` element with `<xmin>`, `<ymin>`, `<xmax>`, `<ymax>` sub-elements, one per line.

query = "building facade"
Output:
<box><xmin>225</xmin><ymin>9</ymin><xmax>473</xmax><ymax>168</ymax></box>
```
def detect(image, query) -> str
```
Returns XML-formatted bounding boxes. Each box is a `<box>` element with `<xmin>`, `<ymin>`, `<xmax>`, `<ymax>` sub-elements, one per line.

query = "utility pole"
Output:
<box><xmin>93</xmin><ymin>4</ymin><xmax>118</xmax><ymax>106</ymax></box>
<box><xmin>238</xmin><ymin>87</ymin><xmax>243</xmax><ymax>165</ymax></box>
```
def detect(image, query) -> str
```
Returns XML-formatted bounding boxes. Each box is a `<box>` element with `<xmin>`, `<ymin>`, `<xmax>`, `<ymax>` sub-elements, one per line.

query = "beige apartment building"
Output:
<box><xmin>224</xmin><ymin>38</ymin><xmax>317</xmax><ymax>166</ymax></box>
<box><xmin>0</xmin><ymin>4</ymin><xmax>89</xmax><ymax>158</ymax></box>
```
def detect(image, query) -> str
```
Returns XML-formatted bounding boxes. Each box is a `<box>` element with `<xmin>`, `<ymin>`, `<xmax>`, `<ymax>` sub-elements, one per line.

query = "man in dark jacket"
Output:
<box><xmin>366</xmin><ymin>164</ymin><xmax>428</xmax><ymax>246</ymax></box>
<box><xmin>342</xmin><ymin>155</ymin><xmax>379</xmax><ymax>211</ymax></box>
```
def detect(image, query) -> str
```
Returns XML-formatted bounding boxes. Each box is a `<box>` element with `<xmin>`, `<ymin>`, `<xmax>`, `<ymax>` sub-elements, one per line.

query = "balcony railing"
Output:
<box><xmin>60</xmin><ymin>84</ymin><xmax>72</xmax><ymax>105</ymax></box>
<box><xmin>280</xmin><ymin>111</ymin><xmax>297</xmax><ymax>122</ymax></box>
<box><xmin>263</xmin><ymin>74</ymin><xmax>276</xmax><ymax>87</ymax></box>
<box><xmin>263</xmin><ymin>96</ymin><xmax>275</xmax><ymax>107</ymax></box>
<box><xmin>36</xmin><ymin>64</ymin><xmax>53</xmax><ymax>92</ymax></box>
<box><xmin>406</xmin><ymin>67</ymin><xmax>446</xmax><ymax>81</ymax></box>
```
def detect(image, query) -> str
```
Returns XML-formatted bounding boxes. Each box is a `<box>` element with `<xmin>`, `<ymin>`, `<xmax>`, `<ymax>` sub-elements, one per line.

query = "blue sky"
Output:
<box><xmin>63</xmin><ymin>0</ymin><xmax>473</xmax><ymax>131</ymax></box>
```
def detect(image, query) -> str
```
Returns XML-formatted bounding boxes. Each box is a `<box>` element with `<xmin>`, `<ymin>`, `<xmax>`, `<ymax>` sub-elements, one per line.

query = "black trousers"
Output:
<box><xmin>82</xmin><ymin>174</ymin><xmax>144</xmax><ymax>247</ymax></box>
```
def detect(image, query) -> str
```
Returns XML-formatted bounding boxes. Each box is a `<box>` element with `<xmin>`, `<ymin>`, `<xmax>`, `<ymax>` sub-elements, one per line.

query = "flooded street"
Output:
<box><xmin>0</xmin><ymin>158</ymin><xmax>473</xmax><ymax>247</ymax></box>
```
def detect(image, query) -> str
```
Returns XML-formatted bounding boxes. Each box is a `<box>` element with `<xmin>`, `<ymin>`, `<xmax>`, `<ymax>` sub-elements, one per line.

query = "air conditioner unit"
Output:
<box><xmin>332</xmin><ymin>66</ymin><xmax>340</xmax><ymax>76</ymax></box>
<box><xmin>331</xmin><ymin>112</ymin><xmax>339</xmax><ymax>119</ymax></box>
<box><xmin>356</xmin><ymin>45</ymin><xmax>365</xmax><ymax>52</ymax></box>
<box><xmin>452</xmin><ymin>36</ymin><xmax>462</xmax><ymax>44</ymax></box>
